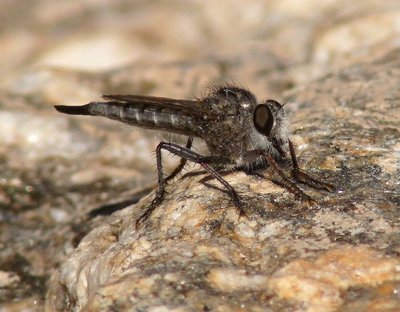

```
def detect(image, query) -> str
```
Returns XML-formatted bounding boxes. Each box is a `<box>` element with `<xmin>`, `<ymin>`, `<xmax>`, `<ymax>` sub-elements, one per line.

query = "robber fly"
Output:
<box><xmin>54</xmin><ymin>85</ymin><xmax>334</xmax><ymax>227</ymax></box>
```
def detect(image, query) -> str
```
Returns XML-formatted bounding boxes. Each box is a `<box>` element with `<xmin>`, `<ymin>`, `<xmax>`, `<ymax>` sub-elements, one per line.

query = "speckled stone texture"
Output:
<box><xmin>45</xmin><ymin>51</ymin><xmax>400</xmax><ymax>311</ymax></box>
<box><xmin>1</xmin><ymin>1</ymin><xmax>400</xmax><ymax>311</ymax></box>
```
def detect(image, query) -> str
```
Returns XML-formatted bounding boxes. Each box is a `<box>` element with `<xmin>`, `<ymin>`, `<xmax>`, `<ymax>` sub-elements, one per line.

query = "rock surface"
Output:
<box><xmin>46</xmin><ymin>51</ymin><xmax>400</xmax><ymax>311</ymax></box>
<box><xmin>0</xmin><ymin>1</ymin><xmax>399</xmax><ymax>311</ymax></box>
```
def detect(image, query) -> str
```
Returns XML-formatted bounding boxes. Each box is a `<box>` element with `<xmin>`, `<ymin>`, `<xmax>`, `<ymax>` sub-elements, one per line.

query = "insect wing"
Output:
<box><xmin>102</xmin><ymin>94</ymin><xmax>208</xmax><ymax>117</ymax></box>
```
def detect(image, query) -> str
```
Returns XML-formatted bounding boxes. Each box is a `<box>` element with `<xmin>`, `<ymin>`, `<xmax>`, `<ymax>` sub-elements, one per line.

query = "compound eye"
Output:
<box><xmin>253</xmin><ymin>104</ymin><xmax>275</xmax><ymax>137</ymax></box>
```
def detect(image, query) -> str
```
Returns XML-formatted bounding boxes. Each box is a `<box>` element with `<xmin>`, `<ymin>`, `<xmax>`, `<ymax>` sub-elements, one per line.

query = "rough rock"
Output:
<box><xmin>0</xmin><ymin>1</ymin><xmax>399</xmax><ymax>311</ymax></box>
<box><xmin>45</xmin><ymin>50</ymin><xmax>400</xmax><ymax>311</ymax></box>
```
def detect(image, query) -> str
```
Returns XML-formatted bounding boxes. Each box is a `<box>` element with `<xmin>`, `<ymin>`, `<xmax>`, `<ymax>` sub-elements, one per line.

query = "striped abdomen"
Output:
<box><xmin>54</xmin><ymin>101</ymin><xmax>202</xmax><ymax>137</ymax></box>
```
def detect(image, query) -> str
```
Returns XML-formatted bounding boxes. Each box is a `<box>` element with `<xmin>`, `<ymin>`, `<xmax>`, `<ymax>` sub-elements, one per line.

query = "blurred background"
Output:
<box><xmin>0</xmin><ymin>0</ymin><xmax>399</xmax><ymax>310</ymax></box>
<box><xmin>3</xmin><ymin>0</ymin><xmax>400</xmax><ymax>98</ymax></box>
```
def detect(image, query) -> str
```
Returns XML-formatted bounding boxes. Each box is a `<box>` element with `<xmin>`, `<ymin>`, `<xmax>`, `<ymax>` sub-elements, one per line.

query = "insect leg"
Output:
<box><xmin>199</xmin><ymin>162</ymin><xmax>246</xmax><ymax>218</ymax></box>
<box><xmin>289</xmin><ymin>140</ymin><xmax>335</xmax><ymax>192</ymax></box>
<box><xmin>135</xmin><ymin>142</ymin><xmax>167</xmax><ymax>228</ymax></box>
<box><xmin>241</xmin><ymin>149</ymin><xmax>317</xmax><ymax>203</ymax></box>
<box><xmin>263</xmin><ymin>154</ymin><xmax>316</xmax><ymax>204</ymax></box>
<box><xmin>135</xmin><ymin>142</ymin><xmax>243</xmax><ymax>227</ymax></box>
<box><xmin>165</xmin><ymin>136</ymin><xmax>193</xmax><ymax>183</ymax></box>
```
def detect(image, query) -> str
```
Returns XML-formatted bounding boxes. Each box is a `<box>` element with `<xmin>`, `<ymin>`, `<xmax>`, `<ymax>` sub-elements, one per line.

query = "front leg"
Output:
<box><xmin>242</xmin><ymin>149</ymin><xmax>315</xmax><ymax>204</ymax></box>
<box><xmin>289</xmin><ymin>140</ymin><xmax>335</xmax><ymax>192</ymax></box>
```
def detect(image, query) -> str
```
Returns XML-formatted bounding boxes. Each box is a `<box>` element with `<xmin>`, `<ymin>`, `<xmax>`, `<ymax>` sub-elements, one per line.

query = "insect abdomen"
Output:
<box><xmin>55</xmin><ymin>102</ymin><xmax>199</xmax><ymax>136</ymax></box>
